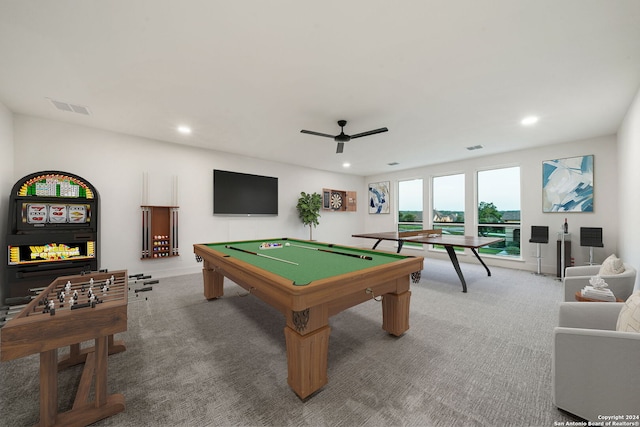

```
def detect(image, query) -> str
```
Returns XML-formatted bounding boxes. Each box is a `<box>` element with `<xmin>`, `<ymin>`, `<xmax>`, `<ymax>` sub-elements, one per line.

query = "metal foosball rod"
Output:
<box><xmin>128</xmin><ymin>273</ymin><xmax>152</xmax><ymax>291</ymax></box>
<box><xmin>4</xmin><ymin>295</ymin><xmax>34</xmax><ymax>306</ymax></box>
<box><xmin>127</xmin><ymin>273</ymin><xmax>157</xmax><ymax>303</ymax></box>
<box><xmin>1</xmin><ymin>302</ymin><xmax>31</xmax><ymax>327</ymax></box>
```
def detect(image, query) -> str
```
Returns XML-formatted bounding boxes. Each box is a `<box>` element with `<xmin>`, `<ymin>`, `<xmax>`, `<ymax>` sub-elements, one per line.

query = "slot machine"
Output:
<box><xmin>4</xmin><ymin>171</ymin><xmax>99</xmax><ymax>305</ymax></box>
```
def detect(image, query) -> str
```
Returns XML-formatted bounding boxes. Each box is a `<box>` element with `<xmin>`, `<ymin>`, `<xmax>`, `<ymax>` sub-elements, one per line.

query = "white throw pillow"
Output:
<box><xmin>599</xmin><ymin>254</ymin><xmax>625</xmax><ymax>276</ymax></box>
<box><xmin>616</xmin><ymin>291</ymin><xmax>640</xmax><ymax>333</ymax></box>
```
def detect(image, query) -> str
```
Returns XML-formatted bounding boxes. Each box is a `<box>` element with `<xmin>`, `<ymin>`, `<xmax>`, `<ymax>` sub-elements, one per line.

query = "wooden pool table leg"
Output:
<box><xmin>202</xmin><ymin>262</ymin><xmax>224</xmax><ymax>299</ymax></box>
<box><xmin>284</xmin><ymin>325</ymin><xmax>330</xmax><ymax>400</ymax></box>
<box><xmin>381</xmin><ymin>290</ymin><xmax>411</xmax><ymax>336</ymax></box>
<box><xmin>283</xmin><ymin>305</ymin><xmax>331</xmax><ymax>399</ymax></box>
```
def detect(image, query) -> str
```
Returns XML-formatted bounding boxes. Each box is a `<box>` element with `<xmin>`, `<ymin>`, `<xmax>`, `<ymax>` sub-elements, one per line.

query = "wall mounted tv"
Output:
<box><xmin>213</xmin><ymin>169</ymin><xmax>278</xmax><ymax>216</ymax></box>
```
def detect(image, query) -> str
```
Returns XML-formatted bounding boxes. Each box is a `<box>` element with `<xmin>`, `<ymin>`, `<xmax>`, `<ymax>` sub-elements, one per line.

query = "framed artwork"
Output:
<box><xmin>368</xmin><ymin>181</ymin><xmax>390</xmax><ymax>214</ymax></box>
<box><xmin>542</xmin><ymin>155</ymin><xmax>593</xmax><ymax>212</ymax></box>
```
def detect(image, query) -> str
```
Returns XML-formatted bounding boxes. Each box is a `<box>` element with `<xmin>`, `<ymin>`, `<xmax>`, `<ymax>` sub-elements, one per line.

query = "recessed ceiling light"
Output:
<box><xmin>521</xmin><ymin>116</ymin><xmax>539</xmax><ymax>126</ymax></box>
<box><xmin>177</xmin><ymin>125</ymin><xmax>192</xmax><ymax>134</ymax></box>
<box><xmin>342</xmin><ymin>162</ymin><xmax>351</xmax><ymax>168</ymax></box>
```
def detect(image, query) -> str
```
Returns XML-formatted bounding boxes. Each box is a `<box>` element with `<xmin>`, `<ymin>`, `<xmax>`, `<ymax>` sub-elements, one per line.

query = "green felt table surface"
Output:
<box><xmin>203</xmin><ymin>238</ymin><xmax>412</xmax><ymax>285</ymax></box>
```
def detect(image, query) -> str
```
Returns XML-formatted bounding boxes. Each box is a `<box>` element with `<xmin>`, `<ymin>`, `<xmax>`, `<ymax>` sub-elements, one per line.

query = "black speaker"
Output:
<box><xmin>580</xmin><ymin>227</ymin><xmax>603</xmax><ymax>247</ymax></box>
<box><xmin>529</xmin><ymin>226</ymin><xmax>549</xmax><ymax>244</ymax></box>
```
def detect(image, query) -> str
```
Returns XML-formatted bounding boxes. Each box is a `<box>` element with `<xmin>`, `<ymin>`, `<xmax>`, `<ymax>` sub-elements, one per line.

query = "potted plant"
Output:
<box><xmin>296</xmin><ymin>191</ymin><xmax>322</xmax><ymax>240</ymax></box>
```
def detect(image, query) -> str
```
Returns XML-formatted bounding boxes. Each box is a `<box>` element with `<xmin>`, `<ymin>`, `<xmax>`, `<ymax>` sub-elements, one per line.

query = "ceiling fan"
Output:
<box><xmin>300</xmin><ymin>120</ymin><xmax>388</xmax><ymax>153</ymax></box>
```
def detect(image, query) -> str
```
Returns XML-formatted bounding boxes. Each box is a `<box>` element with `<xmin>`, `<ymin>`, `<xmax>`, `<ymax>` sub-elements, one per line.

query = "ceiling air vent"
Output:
<box><xmin>466</xmin><ymin>144</ymin><xmax>483</xmax><ymax>151</ymax></box>
<box><xmin>387</xmin><ymin>162</ymin><xmax>399</xmax><ymax>166</ymax></box>
<box><xmin>48</xmin><ymin>98</ymin><xmax>91</xmax><ymax>115</ymax></box>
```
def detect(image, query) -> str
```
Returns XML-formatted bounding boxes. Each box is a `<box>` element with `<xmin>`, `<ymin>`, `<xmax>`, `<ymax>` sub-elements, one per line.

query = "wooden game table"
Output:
<box><xmin>352</xmin><ymin>230</ymin><xmax>504</xmax><ymax>293</ymax></box>
<box><xmin>1</xmin><ymin>270</ymin><xmax>128</xmax><ymax>427</ymax></box>
<box><xmin>194</xmin><ymin>238</ymin><xmax>423</xmax><ymax>399</ymax></box>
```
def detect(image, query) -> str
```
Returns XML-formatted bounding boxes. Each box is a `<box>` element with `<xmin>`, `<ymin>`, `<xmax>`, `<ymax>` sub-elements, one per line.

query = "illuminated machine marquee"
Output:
<box><xmin>17</xmin><ymin>173</ymin><xmax>95</xmax><ymax>198</ymax></box>
<box><xmin>8</xmin><ymin>242</ymin><xmax>96</xmax><ymax>265</ymax></box>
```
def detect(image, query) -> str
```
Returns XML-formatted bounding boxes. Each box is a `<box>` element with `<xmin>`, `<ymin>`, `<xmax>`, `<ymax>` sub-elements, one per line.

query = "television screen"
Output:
<box><xmin>213</xmin><ymin>170</ymin><xmax>278</xmax><ymax>216</ymax></box>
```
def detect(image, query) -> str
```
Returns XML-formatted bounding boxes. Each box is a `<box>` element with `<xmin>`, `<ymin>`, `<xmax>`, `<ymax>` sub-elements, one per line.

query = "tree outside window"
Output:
<box><xmin>433</xmin><ymin>173</ymin><xmax>465</xmax><ymax>235</ymax></box>
<box><xmin>477</xmin><ymin>167</ymin><xmax>521</xmax><ymax>257</ymax></box>
<box><xmin>432</xmin><ymin>173</ymin><xmax>465</xmax><ymax>252</ymax></box>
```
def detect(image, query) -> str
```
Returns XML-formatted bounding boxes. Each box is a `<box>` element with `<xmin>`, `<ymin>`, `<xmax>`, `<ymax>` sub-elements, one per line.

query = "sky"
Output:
<box><xmin>398</xmin><ymin>167</ymin><xmax>521</xmax><ymax>211</ymax></box>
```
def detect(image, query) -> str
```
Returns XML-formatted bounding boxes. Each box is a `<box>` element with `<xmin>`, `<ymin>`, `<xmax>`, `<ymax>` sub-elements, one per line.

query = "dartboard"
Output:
<box><xmin>330</xmin><ymin>192</ymin><xmax>343</xmax><ymax>210</ymax></box>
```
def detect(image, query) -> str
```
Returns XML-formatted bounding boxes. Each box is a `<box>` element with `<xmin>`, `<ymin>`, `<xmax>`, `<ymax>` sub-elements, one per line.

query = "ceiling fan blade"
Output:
<box><xmin>350</xmin><ymin>127</ymin><xmax>389</xmax><ymax>139</ymax></box>
<box><xmin>336</xmin><ymin>142</ymin><xmax>344</xmax><ymax>154</ymax></box>
<box><xmin>300</xmin><ymin>130</ymin><xmax>336</xmax><ymax>138</ymax></box>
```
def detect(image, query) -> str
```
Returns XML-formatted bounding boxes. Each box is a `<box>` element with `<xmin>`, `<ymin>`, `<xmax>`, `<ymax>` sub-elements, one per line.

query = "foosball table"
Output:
<box><xmin>1</xmin><ymin>270</ymin><xmax>128</xmax><ymax>427</ymax></box>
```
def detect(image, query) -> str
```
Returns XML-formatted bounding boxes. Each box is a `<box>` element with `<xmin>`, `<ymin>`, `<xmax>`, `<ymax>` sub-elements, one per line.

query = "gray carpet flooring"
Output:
<box><xmin>0</xmin><ymin>259</ymin><xmax>580</xmax><ymax>426</ymax></box>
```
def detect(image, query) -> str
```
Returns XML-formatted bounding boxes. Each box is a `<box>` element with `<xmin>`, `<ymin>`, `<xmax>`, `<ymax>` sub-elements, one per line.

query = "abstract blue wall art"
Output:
<box><xmin>368</xmin><ymin>181</ymin><xmax>390</xmax><ymax>214</ymax></box>
<box><xmin>542</xmin><ymin>155</ymin><xmax>594</xmax><ymax>212</ymax></box>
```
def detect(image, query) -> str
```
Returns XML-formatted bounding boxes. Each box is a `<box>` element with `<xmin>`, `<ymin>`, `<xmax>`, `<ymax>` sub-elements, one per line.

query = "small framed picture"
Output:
<box><xmin>368</xmin><ymin>181</ymin><xmax>390</xmax><ymax>214</ymax></box>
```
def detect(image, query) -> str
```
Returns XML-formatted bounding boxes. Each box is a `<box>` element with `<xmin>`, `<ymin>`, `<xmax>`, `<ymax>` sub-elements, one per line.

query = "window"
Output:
<box><xmin>477</xmin><ymin>167</ymin><xmax>521</xmax><ymax>257</ymax></box>
<box><xmin>432</xmin><ymin>174</ymin><xmax>465</xmax><ymax>236</ymax></box>
<box><xmin>398</xmin><ymin>179</ymin><xmax>423</xmax><ymax>242</ymax></box>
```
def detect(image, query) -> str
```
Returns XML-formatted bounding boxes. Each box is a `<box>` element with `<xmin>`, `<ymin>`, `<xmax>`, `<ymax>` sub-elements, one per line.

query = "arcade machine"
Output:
<box><xmin>4</xmin><ymin>171</ymin><xmax>99</xmax><ymax>306</ymax></box>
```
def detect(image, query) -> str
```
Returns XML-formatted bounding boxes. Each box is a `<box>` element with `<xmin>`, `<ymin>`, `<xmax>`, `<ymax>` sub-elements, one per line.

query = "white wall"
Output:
<box><xmin>363</xmin><ymin>135</ymin><xmax>619</xmax><ymax>275</ymax></box>
<box><xmin>618</xmin><ymin>85</ymin><xmax>640</xmax><ymax>291</ymax></box>
<box><xmin>5</xmin><ymin>111</ymin><xmax>634</xmax><ymax>283</ymax></box>
<box><xmin>0</xmin><ymin>101</ymin><xmax>14</xmax><ymax>303</ymax></box>
<box><xmin>11</xmin><ymin>115</ymin><xmax>366</xmax><ymax>278</ymax></box>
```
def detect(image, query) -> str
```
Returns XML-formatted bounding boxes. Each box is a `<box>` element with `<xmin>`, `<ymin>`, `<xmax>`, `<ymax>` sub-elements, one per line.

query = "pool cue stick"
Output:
<box><xmin>225</xmin><ymin>245</ymin><xmax>299</xmax><ymax>265</ymax></box>
<box><xmin>289</xmin><ymin>244</ymin><xmax>373</xmax><ymax>260</ymax></box>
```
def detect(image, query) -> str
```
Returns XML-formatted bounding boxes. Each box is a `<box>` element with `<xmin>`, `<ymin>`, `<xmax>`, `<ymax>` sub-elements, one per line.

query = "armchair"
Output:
<box><xmin>563</xmin><ymin>263</ymin><xmax>637</xmax><ymax>302</ymax></box>
<box><xmin>553</xmin><ymin>302</ymin><xmax>640</xmax><ymax>421</ymax></box>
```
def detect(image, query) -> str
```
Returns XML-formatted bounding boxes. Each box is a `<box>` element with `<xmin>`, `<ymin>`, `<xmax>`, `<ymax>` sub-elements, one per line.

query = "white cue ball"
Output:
<box><xmin>285</xmin><ymin>242</ymin><xmax>290</xmax><ymax>246</ymax></box>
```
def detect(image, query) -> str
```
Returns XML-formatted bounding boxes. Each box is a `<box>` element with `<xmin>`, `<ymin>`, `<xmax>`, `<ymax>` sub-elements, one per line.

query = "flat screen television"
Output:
<box><xmin>213</xmin><ymin>169</ymin><xmax>278</xmax><ymax>216</ymax></box>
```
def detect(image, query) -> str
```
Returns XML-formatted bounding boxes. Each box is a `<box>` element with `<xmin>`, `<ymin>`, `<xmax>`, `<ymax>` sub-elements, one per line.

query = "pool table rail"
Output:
<box><xmin>194</xmin><ymin>242</ymin><xmax>421</xmax><ymax>314</ymax></box>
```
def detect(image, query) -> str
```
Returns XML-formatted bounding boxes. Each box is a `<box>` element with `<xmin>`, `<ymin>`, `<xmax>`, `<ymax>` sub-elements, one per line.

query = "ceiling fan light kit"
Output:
<box><xmin>301</xmin><ymin>120</ymin><xmax>388</xmax><ymax>153</ymax></box>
